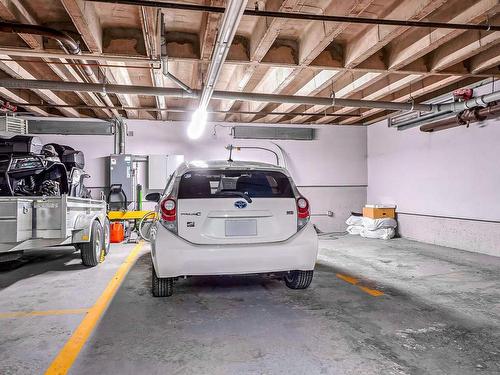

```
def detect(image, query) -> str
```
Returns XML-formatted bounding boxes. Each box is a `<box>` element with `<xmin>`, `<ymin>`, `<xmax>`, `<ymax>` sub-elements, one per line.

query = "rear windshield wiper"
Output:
<box><xmin>216</xmin><ymin>190</ymin><xmax>252</xmax><ymax>203</ymax></box>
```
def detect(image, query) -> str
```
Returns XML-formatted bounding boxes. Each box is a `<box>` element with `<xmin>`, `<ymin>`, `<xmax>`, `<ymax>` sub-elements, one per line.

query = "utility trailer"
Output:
<box><xmin>0</xmin><ymin>194</ymin><xmax>110</xmax><ymax>266</ymax></box>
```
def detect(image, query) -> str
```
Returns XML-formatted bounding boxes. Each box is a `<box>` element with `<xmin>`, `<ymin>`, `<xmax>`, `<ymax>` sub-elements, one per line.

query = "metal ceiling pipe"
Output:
<box><xmin>420</xmin><ymin>102</ymin><xmax>500</xmax><ymax>132</ymax></box>
<box><xmin>0</xmin><ymin>78</ymin><xmax>434</xmax><ymax>112</ymax></box>
<box><xmin>6</xmin><ymin>101</ymin><xmax>360</xmax><ymax>117</ymax></box>
<box><xmin>0</xmin><ymin>21</ymin><xmax>95</xmax><ymax>81</ymax></box>
<box><xmin>198</xmin><ymin>0</ymin><xmax>248</xmax><ymax>110</ymax></box>
<box><xmin>395</xmin><ymin>111</ymin><xmax>454</xmax><ymax>131</ymax></box>
<box><xmin>0</xmin><ymin>48</ymin><xmax>159</xmax><ymax>64</ymax></box>
<box><xmin>162</xmin><ymin>57</ymin><xmax>192</xmax><ymax>93</ymax></box>
<box><xmin>0</xmin><ymin>21</ymin><xmax>117</xmax><ymax>117</ymax></box>
<box><xmin>214</xmin><ymin>91</ymin><xmax>433</xmax><ymax>112</ymax></box>
<box><xmin>160</xmin><ymin>13</ymin><xmax>193</xmax><ymax>94</ymax></box>
<box><xmin>0</xmin><ymin>22</ymin><xmax>81</xmax><ymax>53</ymax></box>
<box><xmin>437</xmin><ymin>91</ymin><xmax>500</xmax><ymax>112</ymax></box>
<box><xmin>89</xmin><ymin>0</ymin><xmax>500</xmax><ymax>31</ymax></box>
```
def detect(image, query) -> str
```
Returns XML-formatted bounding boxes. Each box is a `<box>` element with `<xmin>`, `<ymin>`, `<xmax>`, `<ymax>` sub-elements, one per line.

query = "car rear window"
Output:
<box><xmin>177</xmin><ymin>169</ymin><xmax>294</xmax><ymax>199</ymax></box>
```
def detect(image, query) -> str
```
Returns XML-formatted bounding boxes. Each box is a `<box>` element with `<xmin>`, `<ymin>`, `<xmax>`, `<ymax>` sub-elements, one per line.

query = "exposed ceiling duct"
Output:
<box><xmin>89</xmin><ymin>0</ymin><xmax>500</xmax><ymax>31</ymax></box>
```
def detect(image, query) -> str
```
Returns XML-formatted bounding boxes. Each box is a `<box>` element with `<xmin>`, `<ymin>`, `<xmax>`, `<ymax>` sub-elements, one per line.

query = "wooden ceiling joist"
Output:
<box><xmin>0</xmin><ymin>0</ymin><xmax>496</xmax><ymax>124</ymax></box>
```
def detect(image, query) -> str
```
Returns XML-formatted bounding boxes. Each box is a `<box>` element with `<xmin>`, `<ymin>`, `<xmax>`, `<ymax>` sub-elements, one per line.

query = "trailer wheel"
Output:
<box><xmin>103</xmin><ymin>217</ymin><xmax>111</xmax><ymax>255</ymax></box>
<box><xmin>80</xmin><ymin>220</ymin><xmax>103</xmax><ymax>267</ymax></box>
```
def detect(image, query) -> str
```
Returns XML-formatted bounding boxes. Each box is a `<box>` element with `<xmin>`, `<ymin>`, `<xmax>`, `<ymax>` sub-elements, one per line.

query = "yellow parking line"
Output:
<box><xmin>336</xmin><ymin>273</ymin><xmax>384</xmax><ymax>297</ymax></box>
<box><xmin>336</xmin><ymin>273</ymin><xmax>359</xmax><ymax>285</ymax></box>
<box><xmin>358</xmin><ymin>286</ymin><xmax>385</xmax><ymax>297</ymax></box>
<box><xmin>45</xmin><ymin>242</ymin><xmax>144</xmax><ymax>375</ymax></box>
<box><xmin>0</xmin><ymin>309</ymin><xmax>88</xmax><ymax>319</ymax></box>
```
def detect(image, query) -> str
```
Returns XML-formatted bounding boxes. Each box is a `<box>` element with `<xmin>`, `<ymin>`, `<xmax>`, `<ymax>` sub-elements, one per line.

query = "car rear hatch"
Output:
<box><xmin>176</xmin><ymin>169</ymin><xmax>297</xmax><ymax>245</ymax></box>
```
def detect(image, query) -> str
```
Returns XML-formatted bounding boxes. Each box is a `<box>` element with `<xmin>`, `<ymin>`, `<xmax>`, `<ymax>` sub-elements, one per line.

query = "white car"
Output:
<box><xmin>146</xmin><ymin>160</ymin><xmax>318</xmax><ymax>297</ymax></box>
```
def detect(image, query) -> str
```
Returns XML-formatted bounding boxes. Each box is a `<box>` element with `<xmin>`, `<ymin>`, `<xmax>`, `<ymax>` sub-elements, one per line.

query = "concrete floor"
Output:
<box><xmin>0</xmin><ymin>235</ymin><xmax>499</xmax><ymax>374</ymax></box>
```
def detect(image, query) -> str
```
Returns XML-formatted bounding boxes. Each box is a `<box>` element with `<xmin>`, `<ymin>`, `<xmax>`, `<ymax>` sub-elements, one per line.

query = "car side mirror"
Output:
<box><xmin>145</xmin><ymin>192</ymin><xmax>161</xmax><ymax>202</ymax></box>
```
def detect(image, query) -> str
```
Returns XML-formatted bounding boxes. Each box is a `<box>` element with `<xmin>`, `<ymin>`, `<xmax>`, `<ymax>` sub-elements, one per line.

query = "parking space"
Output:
<box><xmin>1</xmin><ymin>237</ymin><xmax>499</xmax><ymax>375</ymax></box>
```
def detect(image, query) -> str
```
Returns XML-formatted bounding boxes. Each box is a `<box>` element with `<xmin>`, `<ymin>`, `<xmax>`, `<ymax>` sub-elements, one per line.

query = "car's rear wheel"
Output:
<box><xmin>284</xmin><ymin>270</ymin><xmax>314</xmax><ymax>289</ymax></box>
<box><xmin>152</xmin><ymin>263</ymin><xmax>174</xmax><ymax>297</ymax></box>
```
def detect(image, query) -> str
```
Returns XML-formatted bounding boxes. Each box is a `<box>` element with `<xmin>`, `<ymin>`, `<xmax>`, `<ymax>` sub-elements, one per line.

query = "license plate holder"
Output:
<box><xmin>225</xmin><ymin>219</ymin><xmax>257</xmax><ymax>237</ymax></box>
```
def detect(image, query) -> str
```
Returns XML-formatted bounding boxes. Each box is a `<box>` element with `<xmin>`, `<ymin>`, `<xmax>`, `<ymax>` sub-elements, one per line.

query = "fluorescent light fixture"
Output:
<box><xmin>187</xmin><ymin>108</ymin><xmax>207</xmax><ymax>140</ymax></box>
<box><xmin>187</xmin><ymin>0</ymin><xmax>247</xmax><ymax>139</ymax></box>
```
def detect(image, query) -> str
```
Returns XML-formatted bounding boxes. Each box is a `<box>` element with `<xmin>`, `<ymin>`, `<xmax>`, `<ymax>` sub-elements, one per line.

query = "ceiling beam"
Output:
<box><xmin>59</xmin><ymin>0</ymin><xmax>102</xmax><ymax>53</ymax></box>
<box><xmin>140</xmin><ymin>6</ymin><xmax>165</xmax><ymax>120</ymax></box>
<box><xmin>60</xmin><ymin>0</ymin><xmax>140</xmax><ymax>118</ymax></box>
<box><xmin>0</xmin><ymin>87</ymin><xmax>49</xmax><ymax>115</ymax></box>
<box><xmin>344</xmin><ymin>0</ymin><xmax>448</xmax><ymax>69</ymax></box>
<box><xmin>430</xmin><ymin>29</ymin><xmax>500</xmax><ymax>72</ymax></box>
<box><xmin>469</xmin><ymin>45</ymin><xmax>500</xmax><ymax>73</ymax></box>
<box><xmin>200</xmin><ymin>0</ymin><xmax>224</xmax><ymax>61</ymax></box>
<box><xmin>44</xmin><ymin>59</ymin><xmax>112</xmax><ymax>118</ymax></box>
<box><xmin>0</xmin><ymin>0</ymin><xmax>96</xmax><ymax>117</ymax></box>
<box><xmin>335</xmin><ymin>75</ymin><xmax>467</xmax><ymax>125</ymax></box>
<box><xmin>312</xmin><ymin>74</ymin><xmax>423</xmax><ymax>124</ymax></box>
<box><xmin>0</xmin><ymin>46</ymin><xmax>495</xmax><ymax>78</ymax></box>
<box><xmin>222</xmin><ymin>0</ymin><xmax>304</xmax><ymax>120</ymax></box>
<box><xmin>0</xmin><ymin>56</ymin><xmax>80</xmax><ymax>116</ymax></box>
<box><xmin>0</xmin><ymin>0</ymin><xmax>42</xmax><ymax>48</ymax></box>
<box><xmin>242</xmin><ymin>0</ymin><xmax>377</xmax><ymax>122</ymax></box>
<box><xmin>239</xmin><ymin>0</ymin><xmax>484</xmax><ymax>123</ymax></box>
<box><xmin>388</xmin><ymin>0</ymin><xmax>499</xmax><ymax>70</ymax></box>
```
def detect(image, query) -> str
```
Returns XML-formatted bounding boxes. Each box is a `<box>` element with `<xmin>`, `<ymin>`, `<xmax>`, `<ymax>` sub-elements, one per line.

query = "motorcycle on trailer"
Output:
<box><xmin>0</xmin><ymin>135</ymin><xmax>109</xmax><ymax>266</ymax></box>
<box><xmin>0</xmin><ymin>135</ymin><xmax>91</xmax><ymax>198</ymax></box>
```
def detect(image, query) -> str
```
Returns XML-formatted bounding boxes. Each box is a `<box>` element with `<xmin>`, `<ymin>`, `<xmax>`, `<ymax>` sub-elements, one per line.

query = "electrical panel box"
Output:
<box><xmin>108</xmin><ymin>154</ymin><xmax>134</xmax><ymax>203</ymax></box>
<box><xmin>148</xmin><ymin>154</ymin><xmax>184</xmax><ymax>190</ymax></box>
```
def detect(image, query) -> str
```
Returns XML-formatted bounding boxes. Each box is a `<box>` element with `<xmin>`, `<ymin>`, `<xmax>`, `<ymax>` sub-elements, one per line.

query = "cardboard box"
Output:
<box><xmin>363</xmin><ymin>206</ymin><xmax>396</xmax><ymax>219</ymax></box>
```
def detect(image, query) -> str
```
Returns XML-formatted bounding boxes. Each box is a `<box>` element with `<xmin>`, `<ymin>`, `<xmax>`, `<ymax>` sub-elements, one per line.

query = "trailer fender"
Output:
<box><xmin>72</xmin><ymin>213</ymin><xmax>103</xmax><ymax>244</ymax></box>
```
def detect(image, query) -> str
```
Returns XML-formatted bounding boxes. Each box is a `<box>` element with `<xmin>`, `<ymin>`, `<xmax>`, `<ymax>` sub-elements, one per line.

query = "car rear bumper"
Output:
<box><xmin>151</xmin><ymin>222</ymin><xmax>318</xmax><ymax>278</ymax></box>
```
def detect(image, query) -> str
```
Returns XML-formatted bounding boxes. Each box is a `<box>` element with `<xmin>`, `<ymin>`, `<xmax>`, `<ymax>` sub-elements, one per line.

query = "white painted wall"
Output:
<box><xmin>38</xmin><ymin>122</ymin><xmax>368</xmax><ymax>232</ymax></box>
<box><xmin>367</xmin><ymin>81</ymin><xmax>500</xmax><ymax>255</ymax></box>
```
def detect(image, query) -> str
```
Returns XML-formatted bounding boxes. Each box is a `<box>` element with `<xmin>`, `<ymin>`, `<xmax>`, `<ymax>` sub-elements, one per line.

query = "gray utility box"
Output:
<box><xmin>0</xmin><ymin>199</ymin><xmax>32</xmax><ymax>242</ymax></box>
<box><xmin>108</xmin><ymin>154</ymin><xmax>134</xmax><ymax>202</ymax></box>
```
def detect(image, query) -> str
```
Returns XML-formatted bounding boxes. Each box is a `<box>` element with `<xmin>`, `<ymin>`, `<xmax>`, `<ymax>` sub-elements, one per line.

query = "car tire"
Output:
<box><xmin>80</xmin><ymin>220</ymin><xmax>103</xmax><ymax>267</ymax></box>
<box><xmin>152</xmin><ymin>264</ymin><xmax>173</xmax><ymax>297</ymax></box>
<box><xmin>284</xmin><ymin>270</ymin><xmax>314</xmax><ymax>289</ymax></box>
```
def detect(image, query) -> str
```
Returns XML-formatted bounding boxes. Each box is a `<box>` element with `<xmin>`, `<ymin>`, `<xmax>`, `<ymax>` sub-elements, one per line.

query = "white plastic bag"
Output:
<box><xmin>347</xmin><ymin>225</ymin><xmax>363</xmax><ymax>235</ymax></box>
<box><xmin>362</xmin><ymin>217</ymin><xmax>397</xmax><ymax>230</ymax></box>
<box><xmin>360</xmin><ymin>227</ymin><xmax>395</xmax><ymax>240</ymax></box>
<box><xmin>346</xmin><ymin>215</ymin><xmax>364</xmax><ymax>226</ymax></box>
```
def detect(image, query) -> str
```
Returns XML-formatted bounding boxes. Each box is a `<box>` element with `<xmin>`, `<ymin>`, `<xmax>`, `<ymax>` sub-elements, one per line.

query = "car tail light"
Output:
<box><xmin>160</xmin><ymin>197</ymin><xmax>177</xmax><ymax>233</ymax></box>
<box><xmin>297</xmin><ymin>197</ymin><xmax>310</xmax><ymax>230</ymax></box>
